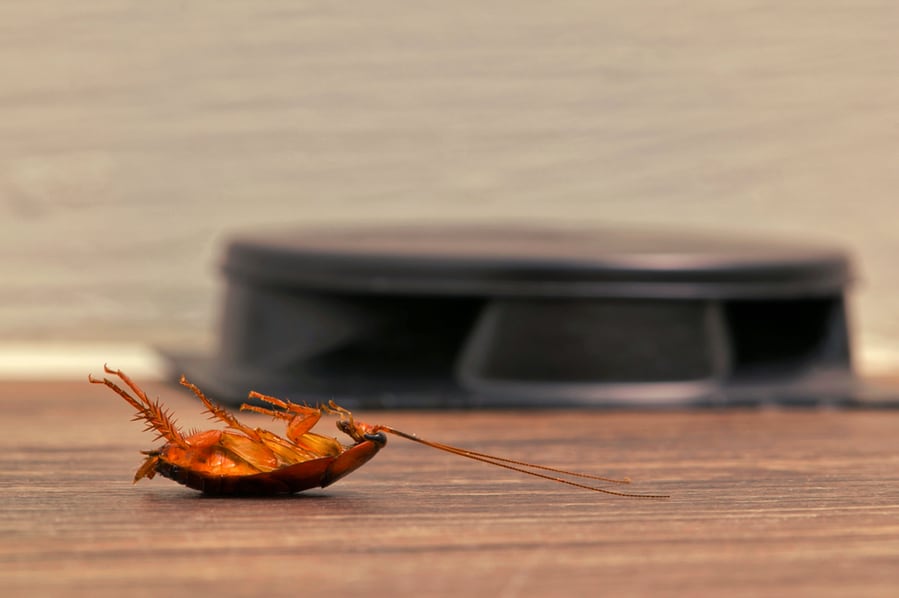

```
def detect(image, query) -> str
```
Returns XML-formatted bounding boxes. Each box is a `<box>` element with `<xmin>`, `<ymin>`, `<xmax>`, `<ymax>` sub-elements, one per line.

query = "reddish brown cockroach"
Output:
<box><xmin>90</xmin><ymin>365</ymin><xmax>668</xmax><ymax>498</ymax></box>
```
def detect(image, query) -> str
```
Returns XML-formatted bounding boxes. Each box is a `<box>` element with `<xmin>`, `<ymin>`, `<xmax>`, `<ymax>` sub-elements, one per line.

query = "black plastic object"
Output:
<box><xmin>167</xmin><ymin>225</ymin><xmax>857</xmax><ymax>408</ymax></box>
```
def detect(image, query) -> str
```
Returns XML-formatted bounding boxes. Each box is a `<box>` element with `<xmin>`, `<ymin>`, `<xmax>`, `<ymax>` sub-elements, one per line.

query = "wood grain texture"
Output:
<box><xmin>1</xmin><ymin>379</ymin><xmax>897</xmax><ymax>597</ymax></box>
<box><xmin>1</xmin><ymin>2</ymin><xmax>898</xmax><ymax>372</ymax></box>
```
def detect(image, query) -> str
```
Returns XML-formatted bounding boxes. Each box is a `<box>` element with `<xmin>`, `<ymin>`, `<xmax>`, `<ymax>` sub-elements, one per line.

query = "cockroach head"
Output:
<box><xmin>336</xmin><ymin>418</ymin><xmax>361</xmax><ymax>441</ymax></box>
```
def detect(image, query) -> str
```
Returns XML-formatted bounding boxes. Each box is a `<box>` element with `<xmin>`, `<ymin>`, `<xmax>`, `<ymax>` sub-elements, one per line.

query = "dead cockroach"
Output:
<box><xmin>89</xmin><ymin>365</ymin><xmax>668</xmax><ymax>498</ymax></box>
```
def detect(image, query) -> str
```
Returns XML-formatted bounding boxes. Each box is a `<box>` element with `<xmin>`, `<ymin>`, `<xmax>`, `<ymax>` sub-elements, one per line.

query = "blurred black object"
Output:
<box><xmin>167</xmin><ymin>224</ymin><xmax>858</xmax><ymax>407</ymax></box>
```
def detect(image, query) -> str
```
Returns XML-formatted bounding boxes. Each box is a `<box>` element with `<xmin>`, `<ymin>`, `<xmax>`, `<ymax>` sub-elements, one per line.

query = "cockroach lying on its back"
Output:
<box><xmin>90</xmin><ymin>365</ymin><xmax>668</xmax><ymax>498</ymax></box>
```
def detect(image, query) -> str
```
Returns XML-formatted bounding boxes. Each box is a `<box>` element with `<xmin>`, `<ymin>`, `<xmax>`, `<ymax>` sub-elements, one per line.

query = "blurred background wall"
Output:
<box><xmin>1</xmin><ymin>1</ymin><xmax>897</xmax><ymax>375</ymax></box>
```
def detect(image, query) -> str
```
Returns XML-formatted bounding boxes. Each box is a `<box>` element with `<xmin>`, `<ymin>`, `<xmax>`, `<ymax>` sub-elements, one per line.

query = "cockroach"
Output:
<box><xmin>89</xmin><ymin>365</ymin><xmax>668</xmax><ymax>498</ymax></box>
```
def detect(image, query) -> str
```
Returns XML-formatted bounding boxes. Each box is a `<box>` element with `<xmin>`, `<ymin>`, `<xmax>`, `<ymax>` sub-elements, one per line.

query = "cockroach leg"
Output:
<box><xmin>179</xmin><ymin>375</ymin><xmax>261</xmax><ymax>441</ymax></box>
<box><xmin>241</xmin><ymin>392</ymin><xmax>323</xmax><ymax>442</ymax></box>
<box><xmin>89</xmin><ymin>366</ymin><xmax>188</xmax><ymax>449</ymax></box>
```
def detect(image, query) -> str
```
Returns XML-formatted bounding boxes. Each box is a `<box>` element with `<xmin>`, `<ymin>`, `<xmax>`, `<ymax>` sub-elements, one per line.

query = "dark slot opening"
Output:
<box><xmin>303</xmin><ymin>296</ymin><xmax>485</xmax><ymax>389</ymax></box>
<box><xmin>464</xmin><ymin>299</ymin><xmax>717</xmax><ymax>384</ymax></box>
<box><xmin>724</xmin><ymin>298</ymin><xmax>845</xmax><ymax>380</ymax></box>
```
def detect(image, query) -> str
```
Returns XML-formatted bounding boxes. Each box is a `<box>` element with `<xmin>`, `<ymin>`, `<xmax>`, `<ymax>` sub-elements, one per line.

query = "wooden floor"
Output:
<box><xmin>2</xmin><ymin>378</ymin><xmax>898</xmax><ymax>597</ymax></box>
